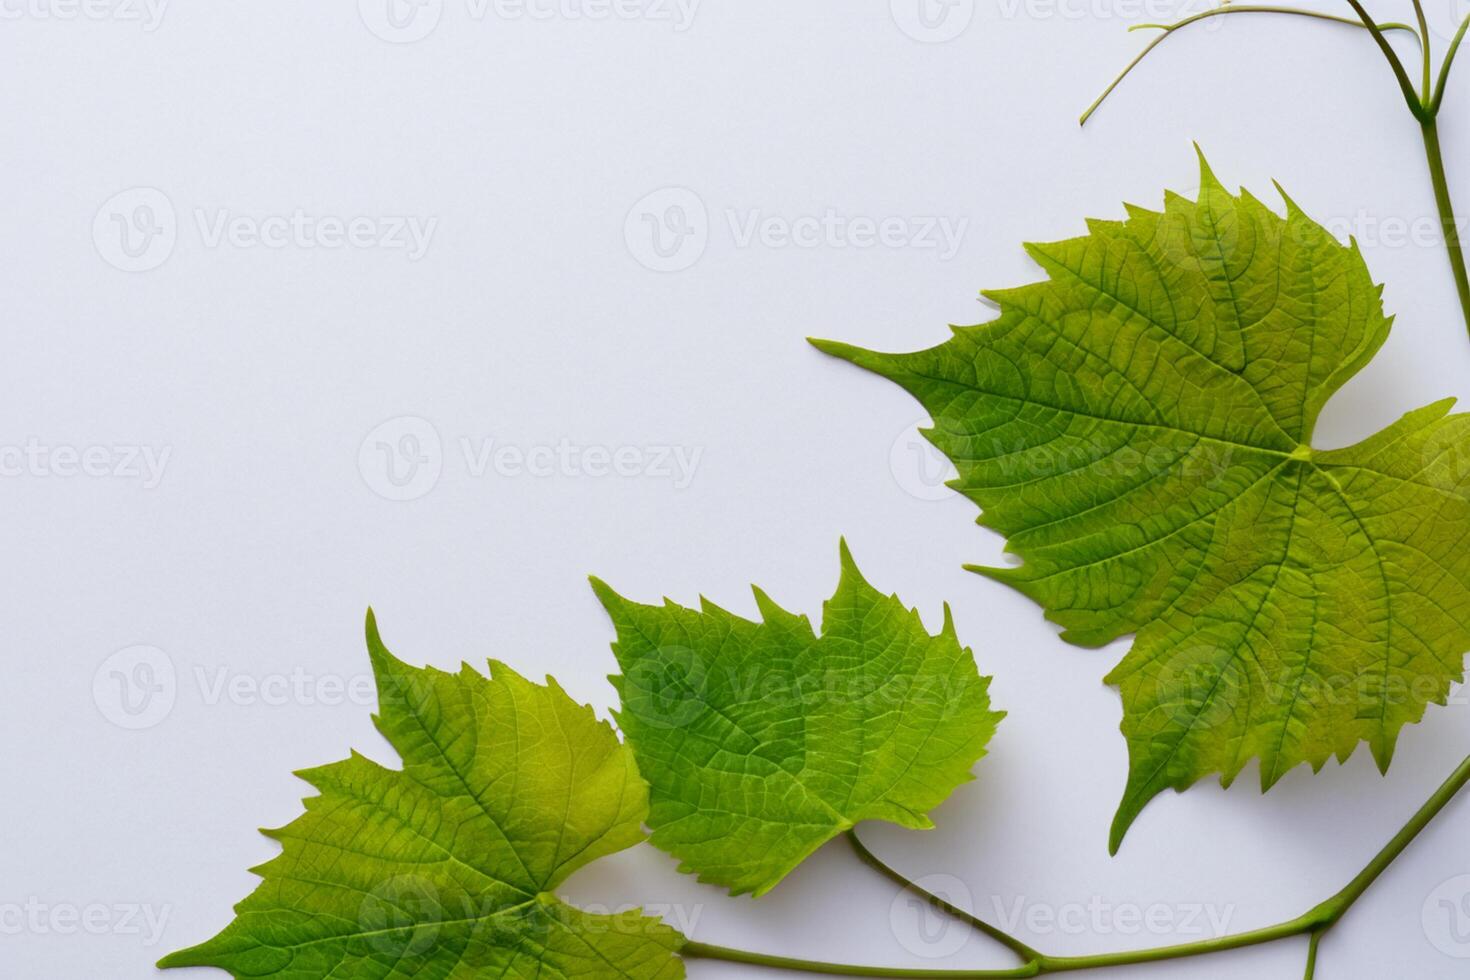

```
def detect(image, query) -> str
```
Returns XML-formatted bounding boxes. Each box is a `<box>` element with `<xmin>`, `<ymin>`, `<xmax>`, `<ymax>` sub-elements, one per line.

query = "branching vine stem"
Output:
<box><xmin>682</xmin><ymin>752</ymin><xmax>1470</xmax><ymax>977</ymax></box>
<box><xmin>1080</xmin><ymin>2</ymin><xmax>1470</xmax><ymax>341</ymax></box>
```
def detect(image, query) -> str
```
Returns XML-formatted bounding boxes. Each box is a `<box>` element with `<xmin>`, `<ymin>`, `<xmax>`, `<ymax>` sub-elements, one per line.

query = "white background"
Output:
<box><xmin>5</xmin><ymin>1</ymin><xmax>1470</xmax><ymax>977</ymax></box>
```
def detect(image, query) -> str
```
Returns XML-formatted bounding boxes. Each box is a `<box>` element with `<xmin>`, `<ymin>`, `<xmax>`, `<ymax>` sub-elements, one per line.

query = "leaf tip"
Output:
<box><xmin>1371</xmin><ymin>737</ymin><xmax>1396</xmax><ymax>775</ymax></box>
<box><xmin>836</xmin><ymin>538</ymin><xmax>873</xmax><ymax>593</ymax></box>
<box><xmin>967</xmin><ymin>562</ymin><xmax>1013</xmax><ymax>583</ymax></box>
<box><xmin>808</xmin><ymin>337</ymin><xmax>895</xmax><ymax>379</ymax></box>
<box><xmin>1271</xmin><ymin>178</ymin><xmax>1307</xmax><ymax>219</ymax></box>
<box><xmin>156</xmin><ymin>948</ymin><xmax>196</xmax><ymax>971</ymax></box>
<box><xmin>1192</xmin><ymin>143</ymin><xmax>1221</xmax><ymax>192</ymax></box>
<box><xmin>363</xmin><ymin>608</ymin><xmax>401</xmax><ymax>678</ymax></box>
<box><xmin>808</xmin><ymin>336</ymin><xmax>856</xmax><ymax>359</ymax></box>
<box><xmin>485</xmin><ymin>658</ymin><xmax>519</xmax><ymax>682</ymax></box>
<box><xmin>589</xmin><ymin>575</ymin><xmax>625</xmax><ymax>613</ymax></box>
<box><xmin>1107</xmin><ymin>806</ymin><xmax>1135</xmax><ymax>856</ymax></box>
<box><xmin>749</xmin><ymin>584</ymin><xmax>788</xmax><ymax>624</ymax></box>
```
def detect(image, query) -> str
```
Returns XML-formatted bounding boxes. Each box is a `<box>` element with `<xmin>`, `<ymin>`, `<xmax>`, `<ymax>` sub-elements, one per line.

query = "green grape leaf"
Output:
<box><xmin>812</xmin><ymin>154</ymin><xmax>1470</xmax><ymax>853</ymax></box>
<box><xmin>161</xmin><ymin>612</ymin><xmax>685</xmax><ymax>980</ymax></box>
<box><xmin>592</xmin><ymin>542</ymin><xmax>1004</xmax><ymax>897</ymax></box>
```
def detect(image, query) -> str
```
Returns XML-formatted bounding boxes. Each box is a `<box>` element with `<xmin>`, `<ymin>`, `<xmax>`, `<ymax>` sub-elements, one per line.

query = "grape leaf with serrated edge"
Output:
<box><xmin>592</xmin><ymin>541</ymin><xmax>1004</xmax><ymax>896</ymax></box>
<box><xmin>813</xmin><ymin>154</ymin><xmax>1470</xmax><ymax>852</ymax></box>
<box><xmin>160</xmin><ymin>612</ymin><xmax>685</xmax><ymax>979</ymax></box>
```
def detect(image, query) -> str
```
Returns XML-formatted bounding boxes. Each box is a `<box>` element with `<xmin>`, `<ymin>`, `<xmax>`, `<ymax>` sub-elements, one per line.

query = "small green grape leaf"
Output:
<box><xmin>812</xmin><ymin>153</ymin><xmax>1470</xmax><ymax>853</ymax></box>
<box><xmin>160</xmin><ymin>612</ymin><xmax>685</xmax><ymax>980</ymax></box>
<box><xmin>592</xmin><ymin>541</ymin><xmax>1004</xmax><ymax>897</ymax></box>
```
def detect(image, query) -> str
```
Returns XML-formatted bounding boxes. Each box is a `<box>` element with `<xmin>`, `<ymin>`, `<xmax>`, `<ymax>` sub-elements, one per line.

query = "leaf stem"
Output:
<box><xmin>1308</xmin><ymin>751</ymin><xmax>1470</xmax><ymax>921</ymax></box>
<box><xmin>680</xmin><ymin>943</ymin><xmax>1040</xmax><ymax>978</ymax></box>
<box><xmin>1339</xmin><ymin>0</ymin><xmax>1431</xmax><ymax>120</ymax></box>
<box><xmin>1410</xmin><ymin>0</ymin><xmax>1433</xmax><ymax>102</ymax></box>
<box><xmin>1421</xmin><ymin>119</ymin><xmax>1470</xmax><ymax>342</ymax></box>
<box><xmin>844</xmin><ymin>830</ymin><xmax>1042</xmax><ymax>963</ymax></box>
<box><xmin>686</xmin><ymin>754</ymin><xmax>1470</xmax><ymax>978</ymax></box>
<box><xmin>1303</xmin><ymin>930</ymin><xmax>1323</xmax><ymax>980</ymax></box>
<box><xmin>1432</xmin><ymin>14</ymin><xmax>1470</xmax><ymax>112</ymax></box>
<box><xmin>1078</xmin><ymin>5</ymin><xmax>1420</xmax><ymax>125</ymax></box>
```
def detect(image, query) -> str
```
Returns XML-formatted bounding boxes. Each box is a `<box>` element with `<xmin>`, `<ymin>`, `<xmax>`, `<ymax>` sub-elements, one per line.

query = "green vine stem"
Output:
<box><xmin>1081</xmin><ymin>3</ymin><xmax>1470</xmax><ymax>342</ymax></box>
<box><xmin>682</xmin><ymin>752</ymin><xmax>1470</xmax><ymax>977</ymax></box>
<box><xmin>1303</xmin><ymin>929</ymin><xmax>1323</xmax><ymax>980</ymax></box>
<box><xmin>845</xmin><ymin>831</ymin><xmax>1042</xmax><ymax>964</ymax></box>
<box><xmin>1077</xmin><ymin>6</ymin><xmax>1419</xmax><ymax>127</ymax></box>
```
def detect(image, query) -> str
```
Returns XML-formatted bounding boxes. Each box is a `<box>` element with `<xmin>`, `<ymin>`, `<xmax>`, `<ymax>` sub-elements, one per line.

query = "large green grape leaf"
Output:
<box><xmin>592</xmin><ymin>542</ymin><xmax>1004</xmax><ymax>897</ymax></box>
<box><xmin>812</xmin><ymin>155</ymin><xmax>1470</xmax><ymax>853</ymax></box>
<box><xmin>161</xmin><ymin>612</ymin><xmax>685</xmax><ymax>979</ymax></box>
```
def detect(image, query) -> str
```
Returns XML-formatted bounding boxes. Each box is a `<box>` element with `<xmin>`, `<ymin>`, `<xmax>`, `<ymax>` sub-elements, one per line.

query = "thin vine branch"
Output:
<box><xmin>845</xmin><ymin>830</ymin><xmax>1041</xmax><ymax>963</ymax></box>
<box><xmin>683</xmin><ymin>753</ymin><xmax>1470</xmax><ymax>978</ymax></box>
<box><xmin>1338</xmin><ymin>0</ymin><xmax>1429</xmax><ymax>118</ymax></box>
<box><xmin>1410</xmin><ymin>0</ymin><xmax>1434</xmax><ymax>101</ymax></box>
<box><xmin>1432</xmin><ymin>13</ymin><xmax>1470</xmax><ymax>112</ymax></box>
<box><xmin>1303</xmin><ymin>929</ymin><xmax>1323</xmax><ymax>980</ymax></box>
<box><xmin>1078</xmin><ymin>5</ymin><xmax>1419</xmax><ymax>125</ymax></box>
